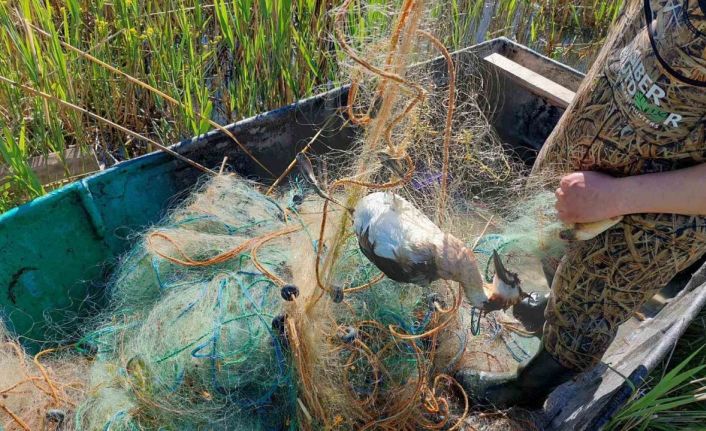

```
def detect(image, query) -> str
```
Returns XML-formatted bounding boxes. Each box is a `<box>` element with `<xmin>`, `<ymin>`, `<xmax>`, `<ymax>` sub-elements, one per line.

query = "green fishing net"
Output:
<box><xmin>74</xmin><ymin>175</ymin><xmax>451</xmax><ymax>430</ymax></box>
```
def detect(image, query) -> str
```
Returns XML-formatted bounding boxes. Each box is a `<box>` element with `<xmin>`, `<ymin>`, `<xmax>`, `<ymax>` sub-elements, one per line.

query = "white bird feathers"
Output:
<box><xmin>353</xmin><ymin>192</ymin><xmax>441</xmax><ymax>285</ymax></box>
<box><xmin>293</xmin><ymin>153</ymin><xmax>523</xmax><ymax>310</ymax></box>
<box><xmin>353</xmin><ymin>192</ymin><xmax>524</xmax><ymax>310</ymax></box>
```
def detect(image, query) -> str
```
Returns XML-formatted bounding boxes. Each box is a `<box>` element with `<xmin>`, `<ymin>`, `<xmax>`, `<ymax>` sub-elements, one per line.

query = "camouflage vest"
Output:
<box><xmin>536</xmin><ymin>0</ymin><xmax>706</xmax><ymax>176</ymax></box>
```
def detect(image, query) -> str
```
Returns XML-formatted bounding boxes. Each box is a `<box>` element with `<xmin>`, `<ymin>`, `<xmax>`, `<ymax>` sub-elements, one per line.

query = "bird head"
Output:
<box><xmin>482</xmin><ymin>250</ymin><xmax>525</xmax><ymax>312</ymax></box>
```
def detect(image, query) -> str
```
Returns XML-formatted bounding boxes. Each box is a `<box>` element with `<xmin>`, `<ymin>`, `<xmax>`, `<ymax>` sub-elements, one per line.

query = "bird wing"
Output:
<box><xmin>354</xmin><ymin>192</ymin><xmax>440</xmax><ymax>285</ymax></box>
<box><xmin>358</xmin><ymin>226</ymin><xmax>436</xmax><ymax>285</ymax></box>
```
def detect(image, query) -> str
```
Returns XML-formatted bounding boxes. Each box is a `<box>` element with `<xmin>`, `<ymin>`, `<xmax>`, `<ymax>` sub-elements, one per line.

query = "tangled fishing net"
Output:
<box><xmin>2</xmin><ymin>1</ymin><xmax>572</xmax><ymax>430</ymax></box>
<box><xmin>72</xmin><ymin>172</ymin><xmax>558</xmax><ymax>430</ymax></box>
<box><xmin>70</xmin><ymin>2</ymin><xmax>568</xmax><ymax>429</ymax></box>
<box><xmin>0</xmin><ymin>321</ymin><xmax>89</xmax><ymax>431</ymax></box>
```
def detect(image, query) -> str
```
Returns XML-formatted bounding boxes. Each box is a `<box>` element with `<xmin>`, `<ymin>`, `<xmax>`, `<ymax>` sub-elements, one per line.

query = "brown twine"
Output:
<box><xmin>147</xmin><ymin>226</ymin><xmax>299</xmax><ymax>268</ymax></box>
<box><xmin>251</xmin><ymin>226</ymin><xmax>304</xmax><ymax>287</ymax></box>
<box><xmin>0</xmin><ymin>342</ymin><xmax>84</xmax><ymax>430</ymax></box>
<box><xmin>416</xmin><ymin>30</ymin><xmax>457</xmax><ymax>223</ymax></box>
<box><xmin>0</xmin><ymin>403</ymin><xmax>31</xmax><ymax>431</ymax></box>
<box><xmin>389</xmin><ymin>283</ymin><xmax>463</xmax><ymax>341</ymax></box>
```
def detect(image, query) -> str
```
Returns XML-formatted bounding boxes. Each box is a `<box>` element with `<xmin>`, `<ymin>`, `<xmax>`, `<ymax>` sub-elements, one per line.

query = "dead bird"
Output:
<box><xmin>296</xmin><ymin>155</ymin><xmax>525</xmax><ymax>311</ymax></box>
<box><xmin>353</xmin><ymin>192</ymin><xmax>526</xmax><ymax>311</ymax></box>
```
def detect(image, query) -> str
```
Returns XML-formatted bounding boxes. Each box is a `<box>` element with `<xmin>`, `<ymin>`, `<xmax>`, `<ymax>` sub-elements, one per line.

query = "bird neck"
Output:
<box><xmin>434</xmin><ymin>234</ymin><xmax>489</xmax><ymax>306</ymax></box>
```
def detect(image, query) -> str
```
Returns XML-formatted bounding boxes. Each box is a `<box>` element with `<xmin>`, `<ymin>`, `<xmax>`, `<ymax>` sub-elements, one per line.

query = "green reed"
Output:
<box><xmin>0</xmin><ymin>0</ymin><xmax>621</xmax><ymax>209</ymax></box>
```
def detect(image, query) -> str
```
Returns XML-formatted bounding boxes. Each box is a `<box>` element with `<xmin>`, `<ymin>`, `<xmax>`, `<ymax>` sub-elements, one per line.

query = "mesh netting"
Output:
<box><xmin>0</xmin><ymin>321</ymin><xmax>89</xmax><ymax>431</ymax></box>
<box><xmin>2</xmin><ymin>1</ymin><xmax>573</xmax><ymax>429</ymax></box>
<box><xmin>71</xmin><ymin>174</ymin><xmax>463</xmax><ymax>429</ymax></box>
<box><xmin>74</xmin><ymin>177</ymin><xmax>298</xmax><ymax>429</ymax></box>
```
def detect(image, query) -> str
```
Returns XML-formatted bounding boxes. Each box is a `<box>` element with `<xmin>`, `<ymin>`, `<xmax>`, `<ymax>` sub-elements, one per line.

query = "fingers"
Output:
<box><xmin>555</xmin><ymin>171</ymin><xmax>621</xmax><ymax>224</ymax></box>
<box><xmin>554</xmin><ymin>187</ymin><xmax>564</xmax><ymax>203</ymax></box>
<box><xmin>555</xmin><ymin>186</ymin><xmax>571</xmax><ymax>223</ymax></box>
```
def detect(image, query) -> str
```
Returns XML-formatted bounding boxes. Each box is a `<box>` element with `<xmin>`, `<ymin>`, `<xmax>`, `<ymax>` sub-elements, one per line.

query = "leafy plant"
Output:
<box><xmin>608</xmin><ymin>344</ymin><xmax>706</xmax><ymax>430</ymax></box>
<box><xmin>0</xmin><ymin>123</ymin><xmax>44</xmax><ymax>211</ymax></box>
<box><xmin>0</xmin><ymin>0</ymin><xmax>624</xmax><ymax>210</ymax></box>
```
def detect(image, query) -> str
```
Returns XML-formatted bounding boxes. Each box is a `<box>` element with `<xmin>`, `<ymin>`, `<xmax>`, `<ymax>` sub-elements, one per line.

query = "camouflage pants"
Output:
<box><xmin>541</xmin><ymin>212</ymin><xmax>706</xmax><ymax>370</ymax></box>
<box><xmin>532</xmin><ymin>0</ymin><xmax>706</xmax><ymax>370</ymax></box>
<box><xmin>541</xmin><ymin>94</ymin><xmax>706</xmax><ymax>370</ymax></box>
<box><xmin>533</xmin><ymin>83</ymin><xmax>706</xmax><ymax>370</ymax></box>
<box><xmin>534</xmin><ymin>87</ymin><xmax>706</xmax><ymax>369</ymax></box>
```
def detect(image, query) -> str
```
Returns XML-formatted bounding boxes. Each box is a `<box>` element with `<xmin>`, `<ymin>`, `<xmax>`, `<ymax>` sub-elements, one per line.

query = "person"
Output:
<box><xmin>555</xmin><ymin>168</ymin><xmax>706</xmax><ymax>225</ymax></box>
<box><xmin>457</xmin><ymin>0</ymin><xmax>706</xmax><ymax>407</ymax></box>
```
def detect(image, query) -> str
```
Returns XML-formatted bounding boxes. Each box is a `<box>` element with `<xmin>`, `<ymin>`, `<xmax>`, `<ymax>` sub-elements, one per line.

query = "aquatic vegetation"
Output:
<box><xmin>0</xmin><ymin>0</ymin><xmax>622</xmax><ymax>211</ymax></box>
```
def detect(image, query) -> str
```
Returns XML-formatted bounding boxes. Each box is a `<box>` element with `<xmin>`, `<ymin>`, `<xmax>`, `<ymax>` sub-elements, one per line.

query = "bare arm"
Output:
<box><xmin>555</xmin><ymin>163</ymin><xmax>706</xmax><ymax>223</ymax></box>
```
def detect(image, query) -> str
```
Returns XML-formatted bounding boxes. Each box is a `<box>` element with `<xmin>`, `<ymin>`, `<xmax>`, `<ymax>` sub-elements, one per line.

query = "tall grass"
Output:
<box><xmin>433</xmin><ymin>0</ymin><xmax>623</xmax><ymax>65</ymax></box>
<box><xmin>489</xmin><ymin>0</ymin><xmax>623</xmax><ymax>61</ymax></box>
<box><xmin>0</xmin><ymin>0</ymin><xmax>621</xmax><ymax>211</ymax></box>
<box><xmin>608</xmin><ymin>312</ymin><xmax>706</xmax><ymax>431</ymax></box>
<box><xmin>0</xmin><ymin>0</ymin><xmax>704</xmax><ymax>425</ymax></box>
<box><xmin>0</xmin><ymin>0</ymin><xmax>341</xmax><ymax>210</ymax></box>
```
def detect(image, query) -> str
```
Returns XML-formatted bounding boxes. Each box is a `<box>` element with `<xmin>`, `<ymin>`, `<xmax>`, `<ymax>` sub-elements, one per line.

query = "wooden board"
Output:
<box><xmin>0</xmin><ymin>146</ymin><xmax>99</xmax><ymax>187</ymax></box>
<box><xmin>484</xmin><ymin>52</ymin><xmax>575</xmax><ymax>108</ymax></box>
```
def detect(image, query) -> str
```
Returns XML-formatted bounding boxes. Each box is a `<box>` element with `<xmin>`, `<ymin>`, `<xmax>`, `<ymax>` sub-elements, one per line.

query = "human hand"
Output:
<box><xmin>555</xmin><ymin>171</ymin><xmax>625</xmax><ymax>224</ymax></box>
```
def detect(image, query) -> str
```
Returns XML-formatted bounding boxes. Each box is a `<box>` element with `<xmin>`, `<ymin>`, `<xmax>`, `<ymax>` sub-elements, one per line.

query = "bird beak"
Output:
<box><xmin>482</xmin><ymin>251</ymin><xmax>525</xmax><ymax>312</ymax></box>
<box><xmin>296</xmin><ymin>153</ymin><xmax>353</xmax><ymax>214</ymax></box>
<box><xmin>492</xmin><ymin>250</ymin><xmax>513</xmax><ymax>286</ymax></box>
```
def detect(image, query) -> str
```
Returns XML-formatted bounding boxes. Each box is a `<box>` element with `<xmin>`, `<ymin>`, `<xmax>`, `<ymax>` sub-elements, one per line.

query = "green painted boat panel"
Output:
<box><xmin>84</xmin><ymin>156</ymin><xmax>182</xmax><ymax>255</ymax></box>
<box><xmin>0</xmin><ymin>182</ymin><xmax>112</xmax><ymax>342</ymax></box>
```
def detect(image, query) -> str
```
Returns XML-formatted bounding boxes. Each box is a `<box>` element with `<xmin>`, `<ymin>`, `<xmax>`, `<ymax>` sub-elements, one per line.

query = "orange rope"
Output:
<box><xmin>431</xmin><ymin>374</ymin><xmax>470</xmax><ymax>431</ymax></box>
<box><xmin>417</xmin><ymin>31</ymin><xmax>457</xmax><ymax>224</ymax></box>
<box><xmin>148</xmin><ymin>231</ymin><xmax>256</xmax><ymax>267</ymax></box>
<box><xmin>34</xmin><ymin>349</ymin><xmax>60</xmax><ymax>406</ymax></box>
<box><xmin>389</xmin><ymin>283</ymin><xmax>463</xmax><ymax>340</ymax></box>
<box><xmin>335</xmin><ymin>0</ymin><xmax>426</xmax><ymax>154</ymax></box>
<box><xmin>341</xmin><ymin>350</ymin><xmax>377</xmax><ymax>420</ymax></box>
<box><xmin>372</xmin><ymin>0</ymin><xmax>415</xmax><ymax>102</ymax></box>
<box><xmin>341</xmin><ymin>339</ymin><xmax>382</xmax><ymax>405</ymax></box>
<box><xmin>333</xmin><ymin>318</ymin><xmax>459</xmax><ymax>431</ymax></box>
<box><xmin>359</xmin><ymin>339</ymin><xmax>426</xmax><ymax>430</ymax></box>
<box><xmin>0</xmin><ymin>377</ymin><xmax>43</xmax><ymax>395</ymax></box>
<box><xmin>347</xmin><ymin>78</ymin><xmax>372</xmax><ymax>125</ymax></box>
<box><xmin>251</xmin><ymin>226</ymin><xmax>302</xmax><ymax>286</ymax></box>
<box><xmin>314</xmin><ymin>199</ymin><xmax>334</xmax><ymax>294</ymax></box>
<box><xmin>345</xmin><ymin>0</ymin><xmax>414</xmax><ymax>127</ymax></box>
<box><xmin>293</xmin><ymin>2</ymin><xmax>471</xmax><ymax>428</ymax></box>
<box><xmin>148</xmin><ymin>226</ymin><xmax>298</xmax><ymax>267</ymax></box>
<box><xmin>382</xmin><ymin>90</ymin><xmax>425</xmax><ymax>153</ymax></box>
<box><xmin>0</xmin><ymin>403</ymin><xmax>31</xmax><ymax>431</ymax></box>
<box><xmin>335</xmin><ymin>0</ymin><xmax>423</xmax><ymax>93</ymax></box>
<box><xmin>344</xmin><ymin>273</ymin><xmax>385</xmax><ymax>294</ymax></box>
